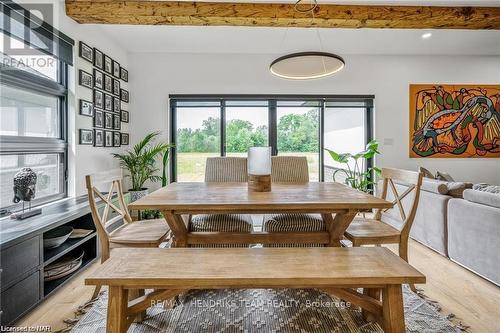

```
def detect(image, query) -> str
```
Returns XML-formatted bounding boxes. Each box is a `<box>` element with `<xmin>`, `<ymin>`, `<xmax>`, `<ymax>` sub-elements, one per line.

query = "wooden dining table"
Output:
<box><xmin>128</xmin><ymin>182</ymin><xmax>393</xmax><ymax>247</ymax></box>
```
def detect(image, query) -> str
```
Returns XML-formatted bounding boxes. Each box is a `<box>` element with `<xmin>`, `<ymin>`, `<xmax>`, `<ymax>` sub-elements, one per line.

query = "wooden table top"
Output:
<box><xmin>85</xmin><ymin>247</ymin><xmax>425</xmax><ymax>287</ymax></box>
<box><xmin>128</xmin><ymin>182</ymin><xmax>393</xmax><ymax>213</ymax></box>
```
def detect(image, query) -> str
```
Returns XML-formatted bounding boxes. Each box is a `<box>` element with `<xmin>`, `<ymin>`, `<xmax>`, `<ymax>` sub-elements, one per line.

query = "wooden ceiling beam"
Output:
<box><xmin>65</xmin><ymin>1</ymin><xmax>500</xmax><ymax>30</ymax></box>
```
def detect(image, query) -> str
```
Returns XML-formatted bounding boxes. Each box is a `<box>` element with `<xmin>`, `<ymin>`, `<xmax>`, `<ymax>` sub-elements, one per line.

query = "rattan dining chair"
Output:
<box><xmin>189</xmin><ymin>157</ymin><xmax>253</xmax><ymax>247</ymax></box>
<box><xmin>85</xmin><ymin>170</ymin><xmax>170</xmax><ymax>299</ymax></box>
<box><xmin>344</xmin><ymin>167</ymin><xmax>423</xmax><ymax>291</ymax></box>
<box><xmin>262</xmin><ymin>156</ymin><xmax>326</xmax><ymax>247</ymax></box>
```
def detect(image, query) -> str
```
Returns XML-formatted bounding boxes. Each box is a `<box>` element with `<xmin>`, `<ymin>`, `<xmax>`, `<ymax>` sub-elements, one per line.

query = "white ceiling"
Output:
<box><xmin>96</xmin><ymin>26</ymin><xmax>500</xmax><ymax>55</ymax></box>
<box><xmin>87</xmin><ymin>0</ymin><xmax>500</xmax><ymax>56</ymax></box>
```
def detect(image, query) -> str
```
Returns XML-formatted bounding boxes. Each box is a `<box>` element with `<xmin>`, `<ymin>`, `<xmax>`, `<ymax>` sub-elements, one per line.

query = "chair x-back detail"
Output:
<box><xmin>375</xmin><ymin>170</ymin><xmax>422</xmax><ymax>237</ymax></box>
<box><xmin>86</xmin><ymin>171</ymin><xmax>132</xmax><ymax>263</ymax></box>
<box><xmin>344</xmin><ymin>167</ymin><xmax>423</xmax><ymax>291</ymax></box>
<box><xmin>85</xmin><ymin>170</ymin><xmax>170</xmax><ymax>299</ymax></box>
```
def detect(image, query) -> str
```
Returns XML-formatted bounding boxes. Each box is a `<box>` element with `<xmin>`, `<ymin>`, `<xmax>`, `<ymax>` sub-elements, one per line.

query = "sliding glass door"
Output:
<box><xmin>323</xmin><ymin>101</ymin><xmax>370</xmax><ymax>183</ymax></box>
<box><xmin>276</xmin><ymin>101</ymin><xmax>320</xmax><ymax>181</ymax></box>
<box><xmin>170</xmin><ymin>96</ymin><xmax>373</xmax><ymax>183</ymax></box>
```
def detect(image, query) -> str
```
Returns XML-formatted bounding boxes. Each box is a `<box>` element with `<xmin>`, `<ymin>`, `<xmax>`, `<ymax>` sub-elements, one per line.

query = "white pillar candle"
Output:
<box><xmin>248</xmin><ymin>147</ymin><xmax>272</xmax><ymax>176</ymax></box>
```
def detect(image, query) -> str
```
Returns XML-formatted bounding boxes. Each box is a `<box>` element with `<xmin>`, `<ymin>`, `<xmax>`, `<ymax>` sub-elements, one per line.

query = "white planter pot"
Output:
<box><xmin>129</xmin><ymin>188</ymin><xmax>149</xmax><ymax>202</ymax></box>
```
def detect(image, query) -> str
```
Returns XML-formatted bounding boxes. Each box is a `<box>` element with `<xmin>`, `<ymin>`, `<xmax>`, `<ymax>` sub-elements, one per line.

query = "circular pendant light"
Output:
<box><xmin>270</xmin><ymin>52</ymin><xmax>345</xmax><ymax>80</ymax></box>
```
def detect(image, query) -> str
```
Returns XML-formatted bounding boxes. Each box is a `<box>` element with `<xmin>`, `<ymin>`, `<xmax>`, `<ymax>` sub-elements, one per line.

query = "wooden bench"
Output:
<box><xmin>86</xmin><ymin>247</ymin><xmax>425</xmax><ymax>333</ymax></box>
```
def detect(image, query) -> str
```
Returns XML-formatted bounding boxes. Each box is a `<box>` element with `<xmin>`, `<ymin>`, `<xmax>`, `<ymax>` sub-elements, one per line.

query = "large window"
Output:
<box><xmin>175</xmin><ymin>102</ymin><xmax>221</xmax><ymax>182</ymax></box>
<box><xmin>170</xmin><ymin>96</ymin><xmax>373</xmax><ymax>182</ymax></box>
<box><xmin>0</xmin><ymin>31</ymin><xmax>69</xmax><ymax>213</ymax></box>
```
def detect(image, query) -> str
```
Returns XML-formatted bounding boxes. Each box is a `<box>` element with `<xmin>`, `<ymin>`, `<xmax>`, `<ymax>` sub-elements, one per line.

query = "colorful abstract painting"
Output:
<box><xmin>410</xmin><ymin>84</ymin><xmax>500</xmax><ymax>158</ymax></box>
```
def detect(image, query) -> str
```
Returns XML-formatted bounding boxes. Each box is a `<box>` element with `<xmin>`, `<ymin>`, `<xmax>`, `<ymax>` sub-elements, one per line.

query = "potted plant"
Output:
<box><xmin>112</xmin><ymin>132</ymin><xmax>174</xmax><ymax>202</ymax></box>
<box><xmin>325</xmin><ymin>140</ymin><xmax>381</xmax><ymax>194</ymax></box>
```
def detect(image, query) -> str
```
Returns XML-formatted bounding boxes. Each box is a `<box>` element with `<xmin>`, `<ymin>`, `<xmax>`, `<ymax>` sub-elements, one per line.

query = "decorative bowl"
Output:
<box><xmin>43</xmin><ymin>225</ymin><xmax>74</xmax><ymax>249</ymax></box>
<box><xmin>44</xmin><ymin>251</ymin><xmax>85</xmax><ymax>281</ymax></box>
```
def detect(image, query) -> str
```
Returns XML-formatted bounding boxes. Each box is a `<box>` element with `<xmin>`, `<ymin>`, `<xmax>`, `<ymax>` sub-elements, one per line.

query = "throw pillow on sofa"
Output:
<box><xmin>420</xmin><ymin>178</ymin><xmax>449</xmax><ymax>194</ymax></box>
<box><xmin>418</xmin><ymin>167</ymin><xmax>457</xmax><ymax>183</ymax></box>
<box><xmin>419</xmin><ymin>167</ymin><xmax>435</xmax><ymax>179</ymax></box>
<box><xmin>435</xmin><ymin>171</ymin><xmax>455</xmax><ymax>182</ymax></box>
<box><xmin>447</xmin><ymin>182</ymin><xmax>473</xmax><ymax>198</ymax></box>
<box><xmin>473</xmin><ymin>183</ymin><xmax>500</xmax><ymax>194</ymax></box>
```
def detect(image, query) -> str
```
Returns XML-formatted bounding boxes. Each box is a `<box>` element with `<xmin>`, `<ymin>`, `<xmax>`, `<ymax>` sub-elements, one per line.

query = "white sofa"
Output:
<box><xmin>447</xmin><ymin>189</ymin><xmax>500</xmax><ymax>286</ymax></box>
<box><xmin>392</xmin><ymin>180</ymin><xmax>500</xmax><ymax>286</ymax></box>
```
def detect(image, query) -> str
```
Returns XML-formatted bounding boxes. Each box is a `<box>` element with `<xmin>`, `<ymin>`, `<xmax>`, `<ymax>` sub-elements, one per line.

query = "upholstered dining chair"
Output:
<box><xmin>189</xmin><ymin>157</ymin><xmax>253</xmax><ymax>247</ymax></box>
<box><xmin>85</xmin><ymin>170</ymin><xmax>170</xmax><ymax>299</ymax></box>
<box><xmin>262</xmin><ymin>156</ymin><xmax>326</xmax><ymax>247</ymax></box>
<box><xmin>344</xmin><ymin>167</ymin><xmax>423</xmax><ymax>291</ymax></box>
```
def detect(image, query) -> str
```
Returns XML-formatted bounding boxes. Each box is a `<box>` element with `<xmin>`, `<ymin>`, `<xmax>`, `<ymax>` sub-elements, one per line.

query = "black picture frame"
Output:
<box><xmin>113</xmin><ymin>78</ymin><xmax>120</xmax><ymax>96</ymax></box>
<box><xmin>93</xmin><ymin>69</ymin><xmax>104</xmax><ymax>89</ymax></box>
<box><xmin>113</xmin><ymin>114</ymin><xmax>121</xmax><ymax>130</ymax></box>
<box><xmin>93</xmin><ymin>90</ymin><xmax>104</xmax><ymax>109</ymax></box>
<box><xmin>94</xmin><ymin>109</ymin><xmax>104</xmax><ymax>128</ymax></box>
<box><xmin>105</xmin><ymin>131</ymin><xmax>113</xmax><ymax>147</ymax></box>
<box><xmin>79</xmin><ymin>70</ymin><xmax>93</xmax><ymax>89</ymax></box>
<box><xmin>113</xmin><ymin>131</ymin><xmax>121</xmax><ymax>147</ymax></box>
<box><xmin>120</xmin><ymin>89</ymin><xmax>129</xmax><ymax>103</ymax></box>
<box><xmin>120</xmin><ymin>67</ymin><xmax>128</xmax><ymax>82</ymax></box>
<box><xmin>113</xmin><ymin>97</ymin><xmax>120</xmax><ymax>113</ymax></box>
<box><xmin>94</xmin><ymin>129</ymin><xmax>104</xmax><ymax>147</ymax></box>
<box><xmin>104</xmin><ymin>55</ymin><xmax>113</xmax><ymax>74</ymax></box>
<box><xmin>79</xmin><ymin>41</ymin><xmax>93</xmax><ymax>63</ymax></box>
<box><xmin>120</xmin><ymin>110</ymin><xmax>129</xmax><ymax>123</ymax></box>
<box><xmin>104</xmin><ymin>112</ymin><xmax>113</xmax><ymax>129</ymax></box>
<box><xmin>121</xmin><ymin>133</ymin><xmax>129</xmax><ymax>145</ymax></box>
<box><xmin>94</xmin><ymin>48</ymin><xmax>104</xmax><ymax>69</ymax></box>
<box><xmin>104</xmin><ymin>93</ymin><xmax>113</xmax><ymax>112</ymax></box>
<box><xmin>79</xmin><ymin>129</ymin><xmax>93</xmax><ymax>145</ymax></box>
<box><xmin>79</xmin><ymin>99</ymin><xmax>93</xmax><ymax>117</ymax></box>
<box><xmin>104</xmin><ymin>74</ymin><xmax>113</xmax><ymax>93</ymax></box>
<box><xmin>112</xmin><ymin>60</ymin><xmax>120</xmax><ymax>78</ymax></box>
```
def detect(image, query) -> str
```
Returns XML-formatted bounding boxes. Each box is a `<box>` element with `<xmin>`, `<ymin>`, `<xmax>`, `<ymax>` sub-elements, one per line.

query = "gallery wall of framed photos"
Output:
<box><xmin>77</xmin><ymin>41</ymin><xmax>130</xmax><ymax>147</ymax></box>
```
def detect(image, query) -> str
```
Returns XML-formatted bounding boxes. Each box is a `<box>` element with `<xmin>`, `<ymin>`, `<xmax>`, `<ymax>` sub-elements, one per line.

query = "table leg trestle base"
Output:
<box><xmin>322</xmin><ymin>212</ymin><xmax>357</xmax><ymax>247</ymax></box>
<box><xmin>323</xmin><ymin>286</ymin><xmax>405</xmax><ymax>333</ymax></box>
<box><xmin>162</xmin><ymin>211</ymin><xmax>362</xmax><ymax>248</ymax></box>
<box><xmin>107</xmin><ymin>287</ymin><xmax>186</xmax><ymax>333</ymax></box>
<box><xmin>362</xmin><ymin>288</ymin><xmax>382</xmax><ymax>323</ymax></box>
<box><xmin>322</xmin><ymin>287</ymin><xmax>382</xmax><ymax>318</ymax></box>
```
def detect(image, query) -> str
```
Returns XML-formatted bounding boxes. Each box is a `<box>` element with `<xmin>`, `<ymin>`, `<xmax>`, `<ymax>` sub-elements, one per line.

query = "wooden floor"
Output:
<box><xmin>18</xmin><ymin>239</ymin><xmax>499</xmax><ymax>332</ymax></box>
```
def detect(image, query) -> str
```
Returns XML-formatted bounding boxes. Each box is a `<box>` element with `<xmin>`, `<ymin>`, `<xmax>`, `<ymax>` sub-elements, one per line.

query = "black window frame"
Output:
<box><xmin>169</xmin><ymin>94</ymin><xmax>374</xmax><ymax>183</ymax></box>
<box><xmin>0</xmin><ymin>49</ymin><xmax>69</xmax><ymax>214</ymax></box>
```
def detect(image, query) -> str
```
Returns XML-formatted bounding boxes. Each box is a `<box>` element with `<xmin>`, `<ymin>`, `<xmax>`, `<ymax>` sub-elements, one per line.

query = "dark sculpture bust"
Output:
<box><xmin>13</xmin><ymin>167</ymin><xmax>38</xmax><ymax>203</ymax></box>
<box><xmin>11</xmin><ymin>167</ymin><xmax>42</xmax><ymax>220</ymax></box>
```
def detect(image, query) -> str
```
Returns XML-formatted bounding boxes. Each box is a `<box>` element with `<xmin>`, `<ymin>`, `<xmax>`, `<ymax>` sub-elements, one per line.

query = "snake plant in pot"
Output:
<box><xmin>325</xmin><ymin>140</ymin><xmax>381</xmax><ymax>194</ymax></box>
<box><xmin>112</xmin><ymin>132</ymin><xmax>174</xmax><ymax>202</ymax></box>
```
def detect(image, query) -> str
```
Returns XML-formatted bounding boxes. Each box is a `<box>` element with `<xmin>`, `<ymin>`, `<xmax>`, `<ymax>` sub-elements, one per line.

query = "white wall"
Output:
<box><xmin>128</xmin><ymin>52</ymin><xmax>500</xmax><ymax>185</ymax></box>
<box><xmin>53</xmin><ymin>2</ymin><xmax>129</xmax><ymax>196</ymax></box>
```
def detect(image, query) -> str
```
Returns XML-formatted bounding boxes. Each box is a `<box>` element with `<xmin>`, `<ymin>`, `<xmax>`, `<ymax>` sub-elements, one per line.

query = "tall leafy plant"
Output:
<box><xmin>325</xmin><ymin>140</ymin><xmax>381</xmax><ymax>193</ymax></box>
<box><xmin>112</xmin><ymin>132</ymin><xmax>174</xmax><ymax>191</ymax></box>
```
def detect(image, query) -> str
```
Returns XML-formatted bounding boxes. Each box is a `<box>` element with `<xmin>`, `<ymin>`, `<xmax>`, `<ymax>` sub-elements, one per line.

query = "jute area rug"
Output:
<box><xmin>70</xmin><ymin>286</ymin><xmax>461</xmax><ymax>332</ymax></box>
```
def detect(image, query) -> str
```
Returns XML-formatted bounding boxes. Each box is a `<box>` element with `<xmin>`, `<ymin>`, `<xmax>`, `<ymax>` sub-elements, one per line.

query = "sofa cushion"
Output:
<box><xmin>473</xmin><ymin>183</ymin><xmax>500</xmax><ymax>194</ymax></box>
<box><xmin>463</xmin><ymin>189</ymin><xmax>500</xmax><ymax>209</ymax></box>
<box><xmin>448</xmin><ymin>198</ymin><xmax>500</xmax><ymax>286</ymax></box>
